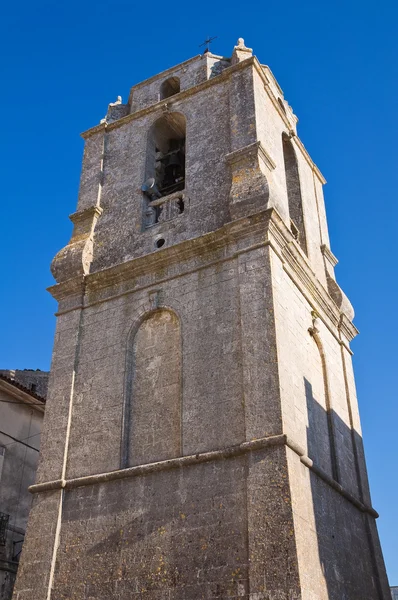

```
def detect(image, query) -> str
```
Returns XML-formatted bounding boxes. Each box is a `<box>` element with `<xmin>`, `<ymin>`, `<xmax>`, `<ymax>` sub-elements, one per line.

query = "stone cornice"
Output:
<box><xmin>225</xmin><ymin>141</ymin><xmax>276</xmax><ymax>170</ymax></box>
<box><xmin>321</xmin><ymin>243</ymin><xmax>338</xmax><ymax>267</ymax></box>
<box><xmin>339</xmin><ymin>313</ymin><xmax>359</xmax><ymax>342</ymax></box>
<box><xmin>285</xmin><ymin>437</ymin><xmax>378</xmax><ymax>518</ymax></box>
<box><xmin>50</xmin><ymin>211</ymin><xmax>273</xmax><ymax>303</ymax></box>
<box><xmin>69</xmin><ymin>205</ymin><xmax>103</xmax><ymax>225</ymax></box>
<box><xmin>267</xmin><ymin>214</ymin><xmax>355</xmax><ymax>338</ymax></box>
<box><xmin>47</xmin><ymin>276</ymin><xmax>85</xmax><ymax>304</ymax></box>
<box><xmin>48</xmin><ymin>209</ymin><xmax>356</xmax><ymax>343</ymax></box>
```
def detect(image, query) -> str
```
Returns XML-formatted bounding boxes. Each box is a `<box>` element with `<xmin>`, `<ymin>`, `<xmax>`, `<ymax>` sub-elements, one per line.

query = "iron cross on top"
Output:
<box><xmin>199</xmin><ymin>36</ymin><xmax>217</xmax><ymax>53</ymax></box>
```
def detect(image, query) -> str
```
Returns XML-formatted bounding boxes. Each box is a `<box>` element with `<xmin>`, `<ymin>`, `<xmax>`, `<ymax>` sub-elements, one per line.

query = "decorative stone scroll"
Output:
<box><xmin>50</xmin><ymin>205</ymin><xmax>103</xmax><ymax>283</ymax></box>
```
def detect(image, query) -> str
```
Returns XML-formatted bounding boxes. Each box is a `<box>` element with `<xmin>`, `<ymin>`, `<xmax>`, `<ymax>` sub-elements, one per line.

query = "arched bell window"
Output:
<box><xmin>282</xmin><ymin>133</ymin><xmax>308</xmax><ymax>255</ymax></box>
<box><xmin>142</xmin><ymin>112</ymin><xmax>186</xmax><ymax>227</ymax></box>
<box><xmin>160</xmin><ymin>76</ymin><xmax>180</xmax><ymax>99</ymax></box>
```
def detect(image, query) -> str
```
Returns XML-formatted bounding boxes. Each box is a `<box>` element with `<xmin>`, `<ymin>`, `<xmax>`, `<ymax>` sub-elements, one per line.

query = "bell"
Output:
<box><xmin>166</xmin><ymin>153</ymin><xmax>182</xmax><ymax>168</ymax></box>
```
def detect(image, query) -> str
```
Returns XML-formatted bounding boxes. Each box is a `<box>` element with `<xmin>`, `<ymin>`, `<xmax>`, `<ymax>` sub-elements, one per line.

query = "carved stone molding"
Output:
<box><xmin>225</xmin><ymin>141</ymin><xmax>275</xmax><ymax>220</ymax></box>
<box><xmin>28</xmin><ymin>432</ymin><xmax>378</xmax><ymax>519</ymax></box>
<box><xmin>321</xmin><ymin>243</ymin><xmax>338</xmax><ymax>267</ymax></box>
<box><xmin>48</xmin><ymin>208</ymin><xmax>358</xmax><ymax>345</ymax></box>
<box><xmin>339</xmin><ymin>313</ymin><xmax>359</xmax><ymax>342</ymax></box>
<box><xmin>225</xmin><ymin>140</ymin><xmax>276</xmax><ymax>171</ymax></box>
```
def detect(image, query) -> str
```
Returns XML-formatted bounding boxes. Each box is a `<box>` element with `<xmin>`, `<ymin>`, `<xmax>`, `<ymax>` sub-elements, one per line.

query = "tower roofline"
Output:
<box><xmin>127</xmin><ymin>52</ymin><xmax>231</xmax><ymax>100</ymax></box>
<box><xmin>127</xmin><ymin>54</ymin><xmax>203</xmax><ymax>101</ymax></box>
<box><xmin>81</xmin><ymin>54</ymin><xmax>326</xmax><ymax>184</ymax></box>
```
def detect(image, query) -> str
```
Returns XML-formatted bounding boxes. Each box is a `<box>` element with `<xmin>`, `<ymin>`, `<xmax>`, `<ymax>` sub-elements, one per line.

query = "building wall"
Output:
<box><xmin>0</xmin><ymin>372</ymin><xmax>48</xmax><ymax>399</ymax></box>
<box><xmin>270</xmin><ymin>243</ymin><xmax>390</xmax><ymax>597</ymax></box>
<box><xmin>0</xmin><ymin>385</ymin><xmax>44</xmax><ymax>600</ymax></box>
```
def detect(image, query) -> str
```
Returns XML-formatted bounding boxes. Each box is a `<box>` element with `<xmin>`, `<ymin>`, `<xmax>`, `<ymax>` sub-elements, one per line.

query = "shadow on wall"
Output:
<box><xmin>304</xmin><ymin>377</ymin><xmax>388</xmax><ymax>600</ymax></box>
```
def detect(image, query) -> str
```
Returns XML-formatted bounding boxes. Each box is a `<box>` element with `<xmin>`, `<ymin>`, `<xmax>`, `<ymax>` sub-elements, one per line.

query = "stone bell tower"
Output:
<box><xmin>14</xmin><ymin>39</ymin><xmax>390</xmax><ymax>600</ymax></box>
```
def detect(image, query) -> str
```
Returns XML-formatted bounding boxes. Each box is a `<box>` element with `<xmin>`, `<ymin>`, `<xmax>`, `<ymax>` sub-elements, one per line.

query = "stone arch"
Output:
<box><xmin>142</xmin><ymin>112</ymin><xmax>187</xmax><ymax>226</ymax></box>
<box><xmin>121</xmin><ymin>307</ymin><xmax>182</xmax><ymax>468</ymax></box>
<box><xmin>147</xmin><ymin>112</ymin><xmax>186</xmax><ymax>191</ymax></box>
<box><xmin>282</xmin><ymin>133</ymin><xmax>308</xmax><ymax>255</ymax></box>
<box><xmin>160</xmin><ymin>76</ymin><xmax>180</xmax><ymax>100</ymax></box>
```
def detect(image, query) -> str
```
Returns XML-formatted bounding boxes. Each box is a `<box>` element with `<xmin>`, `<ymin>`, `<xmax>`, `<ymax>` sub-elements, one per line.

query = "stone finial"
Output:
<box><xmin>232</xmin><ymin>37</ymin><xmax>253</xmax><ymax>65</ymax></box>
<box><xmin>104</xmin><ymin>95</ymin><xmax>129</xmax><ymax>124</ymax></box>
<box><xmin>109</xmin><ymin>95</ymin><xmax>122</xmax><ymax>106</ymax></box>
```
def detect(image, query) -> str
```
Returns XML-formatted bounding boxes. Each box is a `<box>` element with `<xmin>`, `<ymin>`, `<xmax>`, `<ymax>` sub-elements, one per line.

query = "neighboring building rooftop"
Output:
<box><xmin>0</xmin><ymin>370</ymin><xmax>49</xmax><ymax>401</ymax></box>
<box><xmin>391</xmin><ymin>586</ymin><xmax>398</xmax><ymax>600</ymax></box>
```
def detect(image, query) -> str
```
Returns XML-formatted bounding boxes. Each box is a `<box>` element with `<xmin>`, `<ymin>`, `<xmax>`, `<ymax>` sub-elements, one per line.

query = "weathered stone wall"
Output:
<box><xmin>129</xmin><ymin>55</ymin><xmax>209</xmax><ymax>113</ymax></box>
<box><xmin>13</xmin><ymin>41</ymin><xmax>390</xmax><ymax>600</ymax></box>
<box><xmin>287</xmin><ymin>448</ymin><xmax>382</xmax><ymax>600</ymax></box>
<box><xmin>126</xmin><ymin>309</ymin><xmax>182</xmax><ymax>467</ymax></box>
<box><xmin>44</xmin><ymin>253</ymin><xmax>247</xmax><ymax>481</ymax></box>
<box><xmin>253</xmin><ymin>66</ymin><xmax>328</xmax><ymax>286</ymax></box>
<box><xmin>49</xmin><ymin>459</ymin><xmax>249</xmax><ymax>599</ymax></box>
<box><xmin>271</xmin><ymin>249</ymin><xmax>361</xmax><ymax>493</ymax></box>
<box><xmin>270</xmin><ymin>242</ymin><xmax>390</xmax><ymax>597</ymax></box>
<box><xmin>17</xmin><ymin>445</ymin><xmax>301</xmax><ymax>600</ymax></box>
<box><xmin>85</xmin><ymin>82</ymin><xmax>231</xmax><ymax>272</ymax></box>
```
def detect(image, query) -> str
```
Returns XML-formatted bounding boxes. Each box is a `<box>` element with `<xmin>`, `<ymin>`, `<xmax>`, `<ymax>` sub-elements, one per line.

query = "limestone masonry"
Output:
<box><xmin>13</xmin><ymin>39</ymin><xmax>390</xmax><ymax>599</ymax></box>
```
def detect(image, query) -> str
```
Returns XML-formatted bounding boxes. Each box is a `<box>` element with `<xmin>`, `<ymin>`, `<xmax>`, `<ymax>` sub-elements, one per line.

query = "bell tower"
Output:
<box><xmin>13</xmin><ymin>39</ymin><xmax>390</xmax><ymax>599</ymax></box>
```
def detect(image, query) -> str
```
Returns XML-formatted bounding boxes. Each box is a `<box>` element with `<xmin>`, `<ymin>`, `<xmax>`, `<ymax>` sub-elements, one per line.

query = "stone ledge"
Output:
<box><xmin>29</xmin><ymin>434</ymin><xmax>378</xmax><ymax>519</ymax></box>
<box><xmin>321</xmin><ymin>243</ymin><xmax>338</xmax><ymax>267</ymax></box>
<box><xmin>48</xmin><ymin>208</ymin><xmax>357</xmax><ymax>343</ymax></box>
<box><xmin>69</xmin><ymin>205</ymin><xmax>103</xmax><ymax>225</ymax></box>
<box><xmin>285</xmin><ymin>436</ymin><xmax>378</xmax><ymax>519</ymax></box>
<box><xmin>30</xmin><ymin>434</ymin><xmax>286</xmax><ymax>493</ymax></box>
<box><xmin>225</xmin><ymin>141</ymin><xmax>276</xmax><ymax>171</ymax></box>
<box><xmin>48</xmin><ymin>209</ymin><xmax>358</xmax><ymax>350</ymax></box>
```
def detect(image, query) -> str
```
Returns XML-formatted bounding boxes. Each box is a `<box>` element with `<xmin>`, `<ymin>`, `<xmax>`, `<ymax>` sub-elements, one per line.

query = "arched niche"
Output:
<box><xmin>122</xmin><ymin>309</ymin><xmax>182</xmax><ymax>468</ymax></box>
<box><xmin>305</xmin><ymin>331</ymin><xmax>338</xmax><ymax>481</ymax></box>
<box><xmin>282</xmin><ymin>133</ymin><xmax>308</xmax><ymax>255</ymax></box>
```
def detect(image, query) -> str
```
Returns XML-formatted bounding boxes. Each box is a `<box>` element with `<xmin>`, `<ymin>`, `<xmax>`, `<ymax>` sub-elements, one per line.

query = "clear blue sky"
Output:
<box><xmin>1</xmin><ymin>0</ymin><xmax>397</xmax><ymax>584</ymax></box>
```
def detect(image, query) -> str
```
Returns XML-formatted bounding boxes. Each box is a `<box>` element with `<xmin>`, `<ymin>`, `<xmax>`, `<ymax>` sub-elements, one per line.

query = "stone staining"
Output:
<box><xmin>13</xmin><ymin>39</ymin><xmax>391</xmax><ymax>600</ymax></box>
